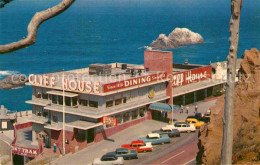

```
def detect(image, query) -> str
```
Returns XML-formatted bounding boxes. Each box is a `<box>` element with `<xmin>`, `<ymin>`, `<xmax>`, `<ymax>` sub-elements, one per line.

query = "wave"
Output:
<box><xmin>0</xmin><ymin>70</ymin><xmax>19</xmax><ymax>78</ymax></box>
<box><xmin>138</xmin><ymin>46</ymin><xmax>153</xmax><ymax>50</ymax></box>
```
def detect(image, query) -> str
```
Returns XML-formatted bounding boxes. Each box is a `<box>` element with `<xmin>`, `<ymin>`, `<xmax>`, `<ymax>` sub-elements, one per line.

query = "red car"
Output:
<box><xmin>121</xmin><ymin>140</ymin><xmax>152</xmax><ymax>153</ymax></box>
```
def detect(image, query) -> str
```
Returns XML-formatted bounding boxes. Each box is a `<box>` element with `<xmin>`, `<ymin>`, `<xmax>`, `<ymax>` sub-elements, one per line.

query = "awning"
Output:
<box><xmin>47</xmin><ymin>90</ymin><xmax>78</xmax><ymax>97</ymax></box>
<box><xmin>66</xmin><ymin>121</ymin><xmax>103</xmax><ymax>130</ymax></box>
<box><xmin>149</xmin><ymin>102</ymin><xmax>180</xmax><ymax>112</ymax></box>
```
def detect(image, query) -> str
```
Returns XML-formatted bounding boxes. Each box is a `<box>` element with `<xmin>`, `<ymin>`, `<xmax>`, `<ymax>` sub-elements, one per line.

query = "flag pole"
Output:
<box><xmin>62</xmin><ymin>71</ymin><xmax>65</xmax><ymax>155</ymax></box>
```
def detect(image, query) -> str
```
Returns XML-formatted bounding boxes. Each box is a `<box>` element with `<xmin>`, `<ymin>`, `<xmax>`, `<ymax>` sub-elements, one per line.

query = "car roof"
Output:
<box><xmin>161</xmin><ymin>127</ymin><xmax>172</xmax><ymax>131</ymax></box>
<box><xmin>116</xmin><ymin>148</ymin><xmax>128</xmax><ymax>152</ymax></box>
<box><xmin>175</xmin><ymin>121</ymin><xmax>188</xmax><ymax>124</ymax></box>
<box><xmin>148</xmin><ymin>133</ymin><xmax>160</xmax><ymax>138</ymax></box>
<box><xmin>102</xmin><ymin>154</ymin><xmax>117</xmax><ymax>159</ymax></box>
<box><xmin>132</xmin><ymin>140</ymin><xmax>144</xmax><ymax>144</ymax></box>
<box><xmin>187</xmin><ymin>115</ymin><xmax>195</xmax><ymax>118</ymax></box>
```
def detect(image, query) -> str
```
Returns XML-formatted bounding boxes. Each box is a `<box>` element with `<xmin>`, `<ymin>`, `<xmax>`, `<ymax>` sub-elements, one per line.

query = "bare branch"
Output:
<box><xmin>0</xmin><ymin>0</ymin><xmax>75</xmax><ymax>55</ymax></box>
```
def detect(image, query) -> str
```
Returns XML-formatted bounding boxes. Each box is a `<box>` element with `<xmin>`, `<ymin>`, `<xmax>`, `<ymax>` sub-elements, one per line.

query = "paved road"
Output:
<box><xmin>125</xmin><ymin>132</ymin><xmax>198</xmax><ymax>165</ymax></box>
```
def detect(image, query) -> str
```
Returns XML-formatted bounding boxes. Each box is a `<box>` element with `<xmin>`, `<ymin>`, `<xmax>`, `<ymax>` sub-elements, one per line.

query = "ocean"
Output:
<box><xmin>0</xmin><ymin>0</ymin><xmax>259</xmax><ymax>111</ymax></box>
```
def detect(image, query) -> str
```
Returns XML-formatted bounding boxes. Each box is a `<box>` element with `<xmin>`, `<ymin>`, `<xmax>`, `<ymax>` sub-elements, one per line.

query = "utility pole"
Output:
<box><xmin>62</xmin><ymin>71</ymin><xmax>66</xmax><ymax>155</ymax></box>
<box><xmin>221</xmin><ymin>0</ymin><xmax>242</xmax><ymax>164</ymax></box>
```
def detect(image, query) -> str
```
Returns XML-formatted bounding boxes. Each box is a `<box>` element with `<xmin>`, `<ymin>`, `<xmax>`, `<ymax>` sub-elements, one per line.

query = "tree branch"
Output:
<box><xmin>0</xmin><ymin>0</ymin><xmax>75</xmax><ymax>55</ymax></box>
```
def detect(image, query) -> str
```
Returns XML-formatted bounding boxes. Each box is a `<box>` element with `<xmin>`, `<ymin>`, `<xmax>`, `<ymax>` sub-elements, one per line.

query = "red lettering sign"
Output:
<box><xmin>169</xmin><ymin>66</ymin><xmax>212</xmax><ymax>87</ymax></box>
<box><xmin>101</xmin><ymin>116</ymin><xmax>118</xmax><ymax>127</ymax></box>
<box><xmin>12</xmin><ymin>145</ymin><xmax>39</xmax><ymax>157</ymax></box>
<box><xmin>103</xmin><ymin>72</ymin><xmax>167</xmax><ymax>93</ymax></box>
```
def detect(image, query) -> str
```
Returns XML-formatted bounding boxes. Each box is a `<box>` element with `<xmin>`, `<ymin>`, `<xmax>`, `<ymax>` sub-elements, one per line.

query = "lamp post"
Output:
<box><xmin>171</xmin><ymin>84</ymin><xmax>174</xmax><ymax>125</ymax></box>
<box><xmin>62</xmin><ymin>71</ymin><xmax>65</xmax><ymax>155</ymax></box>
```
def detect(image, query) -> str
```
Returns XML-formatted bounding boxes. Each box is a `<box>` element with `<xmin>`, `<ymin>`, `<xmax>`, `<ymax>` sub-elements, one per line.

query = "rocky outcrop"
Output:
<box><xmin>0</xmin><ymin>74</ymin><xmax>27</xmax><ymax>89</ymax></box>
<box><xmin>197</xmin><ymin>48</ymin><xmax>260</xmax><ymax>164</ymax></box>
<box><xmin>149</xmin><ymin>28</ymin><xmax>204</xmax><ymax>49</ymax></box>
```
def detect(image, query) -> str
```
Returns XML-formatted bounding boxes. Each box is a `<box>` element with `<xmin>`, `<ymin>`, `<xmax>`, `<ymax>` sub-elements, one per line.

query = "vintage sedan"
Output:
<box><xmin>186</xmin><ymin>118</ymin><xmax>205</xmax><ymax>129</ymax></box>
<box><xmin>106</xmin><ymin>148</ymin><xmax>138</xmax><ymax>160</ymax></box>
<box><xmin>152</xmin><ymin>127</ymin><xmax>180</xmax><ymax>137</ymax></box>
<box><xmin>92</xmin><ymin>154</ymin><xmax>124</xmax><ymax>165</ymax></box>
<box><xmin>166</xmin><ymin>122</ymin><xmax>196</xmax><ymax>133</ymax></box>
<box><xmin>121</xmin><ymin>140</ymin><xmax>152</xmax><ymax>152</ymax></box>
<box><xmin>138</xmin><ymin>133</ymin><xmax>170</xmax><ymax>145</ymax></box>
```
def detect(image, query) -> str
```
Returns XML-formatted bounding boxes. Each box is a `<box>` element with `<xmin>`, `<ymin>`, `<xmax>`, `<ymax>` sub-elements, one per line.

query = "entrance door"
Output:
<box><xmin>87</xmin><ymin>128</ymin><xmax>94</xmax><ymax>143</ymax></box>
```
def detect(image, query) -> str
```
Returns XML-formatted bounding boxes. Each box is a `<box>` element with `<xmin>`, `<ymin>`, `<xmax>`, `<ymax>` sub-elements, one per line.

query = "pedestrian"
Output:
<box><xmin>165</xmin><ymin>112</ymin><xmax>168</xmax><ymax>119</ymax></box>
<box><xmin>180</xmin><ymin>105</ymin><xmax>184</xmax><ymax>114</ymax></box>
<box><xmin>195</xmin><ymin>104</ymin><xmax>198</xmax><ymax>114</ymax></box>
<box><xmin>186</xmin><ymin>106</ymin><xmax>189</xmax><ymax>114</ymax></box>
<box><xmin>53</xmin><ymin>143</ymin><xmax>57</xmax><ymax>153</ymax></box>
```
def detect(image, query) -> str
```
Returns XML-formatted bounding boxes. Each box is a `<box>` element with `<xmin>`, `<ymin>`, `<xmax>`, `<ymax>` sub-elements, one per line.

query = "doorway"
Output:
<box><xmin>87</xmin><ymin>128</ymin><xmax>94</xmax><ymax>143</ymax></box>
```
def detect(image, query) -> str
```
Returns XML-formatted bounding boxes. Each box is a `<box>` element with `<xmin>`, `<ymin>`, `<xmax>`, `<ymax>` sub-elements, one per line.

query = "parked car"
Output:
<box><xmin>203</xmin><ymin>112</ymin><xmax>211</xmax><ymax>123</ymax></box>
<box><xmin>138</xmin><ymin>133</ymin><xmax>170</xmax><ymax>145</ymax></box>
<box><xmin>121</xmin><ymin>140</ymin><xmax>152</xmax><ymax>152</ymax></box>
<box><xmin>187</xmin><ymin>113</ymin><xmax>203</xmax><ymax>121</ymax></box>
<box><xmin>186</xmin><ymin>118</ymin><xmax>205</xmax><ymax>129</ymax></box>
<box><xmin>152</xmin><ymin>127</ymin><xmax>180</xmax><ymax>137</ymax></box>
<box><xmin>93</xmin><ymin>154</ymin><xmax>124</xmax><ymax>165</ymax></box>
<box><xmin>106</xmin><ymin>148</ymin><xmax>138</xmax><ymax>160</ymax></box>
<box><xmin>166</xmin><ymin>122</ymin><xmax>196</xmax><ymax>133</ymax></box>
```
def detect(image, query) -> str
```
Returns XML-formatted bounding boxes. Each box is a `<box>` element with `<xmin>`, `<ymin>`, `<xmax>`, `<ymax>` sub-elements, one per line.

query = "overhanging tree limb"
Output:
<box><xmin>0</xmin><ymin>0</ymin><xmax>75</xmax><ymax>55</ymax></box>
<box><xmin>221</xmin><ymin>0</ymin><xmax>242</xmax><ymax>164</ymax></box>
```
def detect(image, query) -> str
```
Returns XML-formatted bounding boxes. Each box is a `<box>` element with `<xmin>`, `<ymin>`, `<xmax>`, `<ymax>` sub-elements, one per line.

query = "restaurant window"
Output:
<box><xmin>72</xmin><ymin>97</ymin><xmax>77</xmax><ymax>106</ymax></box>
<box><xmin>58</xmin><ymin>96</ymin><xmax>63</xmax><ymax>105</ymax></box>
<box><xmin>42</xmin><ymin>93</ymin><xmax>48</xmax><ymax>99</ymax></box>
<box><xmin>80</xmin><ymin>99</ymin><xmax>88</xmax><ymax>106</ymax></box>
<box><xmin>115</xmin><ymin>98</ymin><xmax>122</xmax><ymax>106</ymax></box>
<box><xmin>42</xmin><ymin>110</ymin><xmax>48</xmax><ymax>117</ymax></box>
<box><xmin>115</xmin><ymin>114</ymin><xmax>122</xmax><ymax>124</ymax></box>
<box><xmin>77</xmin><ymin>129</ymin><xmax>86</xmax><ymax>141</ymax></box>
<box><xmin>132</xmin><ymin>110</ymin><xmax>138</xmax><ymax>120</ymax></box>
<box><xmin>52</xmin><ymin>95</ymin><xmax>57</xmax><ymax>104</ymax></box>
<box><xmin>139</xmin><ymin>107</ymin><xmax>146</xmax><ymax>117</ymax></box>
<box><xmin>123</xmin><ymin>112</ymin><xmax>130</xmax><ymax>122</ymax></box>
<box><xmin>53</xmin><ymin>116</ymin><xmax>58</xmax><ymax>122</ymax></box>
<box><xmin>65</xmin><ymin>97</ymin><xmax>71</xmax><ymax>106</ymax></box>
<box><xmin>123</xmin><ymin>97</ymin><xmax>127</xmax><ymax>103</ymax></box>
<box><xmin>106</xmin><ymin>100</ymin><xmax>113</xmax><ymax>108</ymax></box>
<box><xmin>36</xmin><ymin>92</ymin><xmax>42</xmax><ymax>98</ymax></box>
<box><xmin>89</xmin><ymin>101</ymin><xmax>98</xmax><ymax>108</ymax></box>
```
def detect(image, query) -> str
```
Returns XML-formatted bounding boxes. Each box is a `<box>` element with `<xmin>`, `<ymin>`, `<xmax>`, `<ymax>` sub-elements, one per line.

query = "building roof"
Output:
<box><xmin>210</xmin><ymin>58</ymin><xmax>242</xmax><ymax>70</ymax></box>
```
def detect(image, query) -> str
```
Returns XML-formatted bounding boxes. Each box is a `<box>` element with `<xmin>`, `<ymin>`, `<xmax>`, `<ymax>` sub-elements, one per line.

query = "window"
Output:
<box><xmin>106</xmin><ymin>101</ymin><xmax>113</xmax><ymax>108</ymax></box>
<box><xmin>79</xmin><ymin>99</ymin><xmax>88</xmax><ymax>106</ymax></box>
<box><xmin>123</xmin><ymin>97</ymin><xmax>127</xmax><ymax>103</ymax></box>
<box><xmin>123</xmin><ymin>112</ymin><xmax>130</xmax><ymax>122</ymax></box>
<box><xmin>53</xmin><ymin>116</ymin><xmax>58</xmax><ymax>122</ymax></box>
<box><xmin>43</xmin><ymin>111</ymin><xmax>48</xmax><ymax>117</ymax></box>
<box><xmin>58</xmin><ymin>96</ymin><xmax>63</xmax><ymax>105</ymax></box>
<box><xmin>115</xmin><ymin>114</ymin><xmax>122</xmax><ymax>124</ymax></box>
<box><xmin>132</xmin><ymin>110</ymin><xmax>138</xmax><ymax>120</ymax></box>
<box><xmin>36</xmin><ymin>91</ymin><xmax>41</xmax><ymax>98</ymax></box>
<box><xmin>115</xmin><ymin>98</ymin><xmax>122</xmax><ymax>105</ymax></box>
<box><xmin>65</xmin><ymin>97</ymin><xmax>71</xmax><ymax>106</ymax></box>
<box><xmin>42</xmin><ymin>93</ymin><xmax>48</xmax><ymax>99</ymax></box>
<box><xmin>89</xmin><ymin>101</ymin><xmax>98</xmax><ymax>108</ymax></box>
<box><xmin>139</xmin><ymin>108</ymin><xmax>146</xmax><ymax>117</ymax></box>
<box><xmin>1</xmin><ymin>121</ymin><xmax>7</xmax><ymax>129</ymax></box>
<box><xmin>52</xmin><ymin>95</ymin><xmax>57</xmax><ymax>104</ymax></box>
<box><xmin>77</xmin><ymin>129</ymin><xmax>86</xmax><ymax>141</ymax></box>
<box><xmin>182</xmin><ymin>125</ymin><xmax>187</xmax><ymax>127</ymax></box>
<box><xmin>72</xmin><ymin>97</ymin><xmax>77</xmax><ymax>106</ymax></box>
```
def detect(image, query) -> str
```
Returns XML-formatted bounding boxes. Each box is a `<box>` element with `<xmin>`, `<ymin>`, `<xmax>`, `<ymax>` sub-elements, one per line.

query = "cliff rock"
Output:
<box><xmin>149</xmin><ymin>28</ymin><xmax>204</xmax><ymax>49</ymax></box>
<box><xmin>0</xmin><ymin>74</ymin><xmax>27</xmax><ymax>89</ymax></box>
<box><xmin>197</xmin><ymin>48</ymin><xmax>260</xmax><ymax>164</ymax></box>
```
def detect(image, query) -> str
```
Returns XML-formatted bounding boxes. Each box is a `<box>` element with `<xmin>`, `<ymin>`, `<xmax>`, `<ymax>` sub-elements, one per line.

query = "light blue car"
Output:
<box><xmin>138</xmin><ymin>133</ymin><xmax>170</xmax><ymax>145</ymax></box>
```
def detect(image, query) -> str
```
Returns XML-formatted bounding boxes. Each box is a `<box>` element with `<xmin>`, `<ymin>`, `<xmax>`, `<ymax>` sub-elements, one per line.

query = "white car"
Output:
<box><xmin>93</xmin><ymin>154</ymin><xmax>124</xmax><ymax>165</ymax></box>
<box><xmin>165</xmin><ymin>122</ymin><xmax>196</xmax><ymax>133</ymax></box>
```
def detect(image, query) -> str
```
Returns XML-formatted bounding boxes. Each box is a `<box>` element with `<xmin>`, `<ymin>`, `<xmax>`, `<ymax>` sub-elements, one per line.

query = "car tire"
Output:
<box><xmin>187</xmin><ymin>130</ymin><xmax>191</xmax><ymax>133</ymax></box>
<box><xmin>161</xmin><ymin>142</ymin><xmax>165</xmax><ymax>144</ymax></box>
<box><xmin>144</xmin><ymin>150</ymin><xmax>147</xmax><ymax>153</ymax></box>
